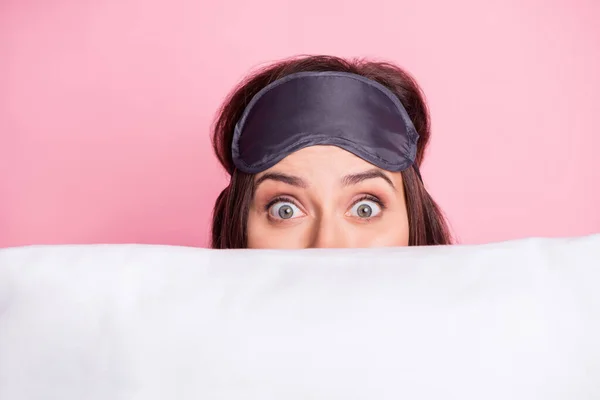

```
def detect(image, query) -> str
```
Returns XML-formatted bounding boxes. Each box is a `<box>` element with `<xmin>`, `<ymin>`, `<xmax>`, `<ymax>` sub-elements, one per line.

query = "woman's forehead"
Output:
<box><xmin>269</xmin><ymin>146</ymin><xmax>375</xmax><ymax>171</ymax></box>
<box><xmin>255</xmin><ymin>146</ymin><xmax>402</xmax><ymax>189</ymax></box>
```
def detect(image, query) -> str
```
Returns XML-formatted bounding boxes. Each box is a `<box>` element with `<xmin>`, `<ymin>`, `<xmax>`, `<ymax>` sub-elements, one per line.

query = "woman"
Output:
<box><xmin>211</xmin><ymin>55</ymin><xmax>452</xmax><ymax>249</ymax></box>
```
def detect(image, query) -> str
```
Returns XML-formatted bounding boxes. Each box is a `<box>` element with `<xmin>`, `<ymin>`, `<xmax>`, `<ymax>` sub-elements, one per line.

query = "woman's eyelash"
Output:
<box><xmin>353</xmin><ymin>194</ymin><xmax>386</xmax><ymax>209</ymax></box>
<box><xmin>265</xmin><ymin>194</ymin><xmax>386</xmax><ymax>212</ymax></box>
<box><xmin>264</xmin><ymin>196</ymin><xmax>298</xmax><ymax>211</ymax></box>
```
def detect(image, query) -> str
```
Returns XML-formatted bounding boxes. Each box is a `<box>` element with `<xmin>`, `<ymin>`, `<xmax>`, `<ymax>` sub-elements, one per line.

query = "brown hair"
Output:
<box><xmin>211</xmin><ymin>55</ymin><xmax>453</xmax><ymax>248</ymax></box>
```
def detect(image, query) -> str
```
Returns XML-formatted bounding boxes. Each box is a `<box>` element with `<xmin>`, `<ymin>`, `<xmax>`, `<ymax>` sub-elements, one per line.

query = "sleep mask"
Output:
<box><xmin>232</xmin><ymin>71</ymin><xmax>421</xmax><ymax>176</ymax></box>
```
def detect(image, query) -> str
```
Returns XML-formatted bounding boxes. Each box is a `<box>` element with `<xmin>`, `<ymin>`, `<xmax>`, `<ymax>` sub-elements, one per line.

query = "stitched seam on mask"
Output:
<box><xmin>235</xmin><ymin>134</ymin><xmax>413</xmax><ymax>171</ymax></box>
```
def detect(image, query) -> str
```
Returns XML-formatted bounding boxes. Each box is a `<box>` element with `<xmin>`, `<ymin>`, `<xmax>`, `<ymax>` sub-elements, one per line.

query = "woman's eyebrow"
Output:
<box><xmin>342</xmin><ymin>169</ymin><xmax>395</xmax><ymax>189</ymax></box>
<box><xmin>255</xmin><ymin>172</ymin><xmax>308</xmax><ymax>188</ymax></box>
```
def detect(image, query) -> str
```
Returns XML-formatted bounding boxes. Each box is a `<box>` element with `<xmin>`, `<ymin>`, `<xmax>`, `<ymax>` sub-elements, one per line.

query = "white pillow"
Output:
<box><xmin>1</xmin><ymin>236</ymin><xmax>599</xmax><ymax>399</ymax></box>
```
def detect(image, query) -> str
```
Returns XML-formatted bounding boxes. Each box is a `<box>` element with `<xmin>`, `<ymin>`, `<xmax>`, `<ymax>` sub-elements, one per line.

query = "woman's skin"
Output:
<box><xmin>247</xmin><ymin>146</ymin><xmax>410</xmax><ymax>249</ymax></box>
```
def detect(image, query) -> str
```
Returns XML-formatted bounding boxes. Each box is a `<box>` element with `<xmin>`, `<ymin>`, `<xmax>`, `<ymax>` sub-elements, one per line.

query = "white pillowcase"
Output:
<box><xmin>1</xmin><ymin>235</ymin><xmax>599</xmax><ymax>399</ymax></box>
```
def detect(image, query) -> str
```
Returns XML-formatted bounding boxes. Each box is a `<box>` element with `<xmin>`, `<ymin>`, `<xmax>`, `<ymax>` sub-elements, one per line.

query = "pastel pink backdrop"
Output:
<box><xmin>1</xmin><ymin>0</ymin><xmax>599</xmax><ymax>248</ymax></box>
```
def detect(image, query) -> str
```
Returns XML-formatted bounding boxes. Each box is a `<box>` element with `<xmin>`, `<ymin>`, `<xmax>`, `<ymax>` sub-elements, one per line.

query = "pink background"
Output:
<box><xmin>1</xmin><ymin>0</ymin><xmax>599</xmax><ymax>248</ymax></box>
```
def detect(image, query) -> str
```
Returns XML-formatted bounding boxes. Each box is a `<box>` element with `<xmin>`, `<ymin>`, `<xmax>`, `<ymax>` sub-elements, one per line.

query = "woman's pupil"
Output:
<box><xmin>358</xmin><ymin>204</ymin><xmax>372</xmax><ymax>218</ymax></box>
<box><xmin>279</xmin><ymin>205</ymin><xmax>293</xmax><ymax>219</ymax></box>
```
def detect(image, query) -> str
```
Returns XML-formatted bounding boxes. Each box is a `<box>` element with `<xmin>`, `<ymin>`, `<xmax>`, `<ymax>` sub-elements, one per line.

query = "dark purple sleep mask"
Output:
<box><xmin>231</xmin><ymin>71</ymin><xmax>421</xmax><ymax>177</ymax></box>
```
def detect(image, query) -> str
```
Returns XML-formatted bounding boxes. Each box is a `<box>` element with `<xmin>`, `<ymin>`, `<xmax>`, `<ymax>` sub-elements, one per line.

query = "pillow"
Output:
<box><xmin>1</xmin><ymin>236</ymin><xmax>599</xmax><ymax>399</ymax></box>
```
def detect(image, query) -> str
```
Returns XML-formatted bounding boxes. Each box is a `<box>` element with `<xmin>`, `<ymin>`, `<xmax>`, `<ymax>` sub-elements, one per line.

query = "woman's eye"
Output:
<box><xmin>268</xmin><ymin>201</ymin><xmax>304</xmax><ymax>220</ymax></box>
<box><xmin>348</xmin><ymin>200</ymin><xmax>382</xmax><ymax>219</ymax></box>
